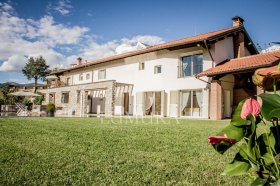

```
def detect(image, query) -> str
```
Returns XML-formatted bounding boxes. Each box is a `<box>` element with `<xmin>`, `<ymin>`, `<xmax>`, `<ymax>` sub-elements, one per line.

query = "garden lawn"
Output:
<box><xmin>0</xmin><ymin>117</ymin><xmax>247</xmax><ymax>185</ymax></box>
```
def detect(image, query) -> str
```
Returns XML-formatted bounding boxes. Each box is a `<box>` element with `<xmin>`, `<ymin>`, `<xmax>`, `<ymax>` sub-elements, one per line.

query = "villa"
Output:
<box><xmin>40</xmin><ymin>16</ymin><xmax>280</xmax><ymax>119</ymax></box>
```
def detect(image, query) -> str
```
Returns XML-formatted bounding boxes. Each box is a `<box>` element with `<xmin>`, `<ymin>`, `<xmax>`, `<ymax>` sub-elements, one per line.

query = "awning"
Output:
<box><xmin>10</xmin><ymin>91</ymin><xmax>41</xmax><ymax>97</ymax></box>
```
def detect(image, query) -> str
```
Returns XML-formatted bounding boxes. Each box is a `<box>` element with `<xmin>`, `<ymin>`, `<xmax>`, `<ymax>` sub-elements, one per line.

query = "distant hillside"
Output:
<box><xmin>0</xmin><ymin>82</ymin><xmax>44</xmax><ymax>88</ymax></box>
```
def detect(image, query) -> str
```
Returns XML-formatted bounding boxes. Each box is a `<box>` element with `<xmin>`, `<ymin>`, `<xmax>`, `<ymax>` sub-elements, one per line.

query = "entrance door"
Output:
<box><xmin>224</xmin><ymin>90</ymin><xmax>231</xmax><ymax>118</ymax></box>
<box><xmin>123</xmin><ymin>93</ymin><xmax>129</xmax><ymax>115</ymax></box>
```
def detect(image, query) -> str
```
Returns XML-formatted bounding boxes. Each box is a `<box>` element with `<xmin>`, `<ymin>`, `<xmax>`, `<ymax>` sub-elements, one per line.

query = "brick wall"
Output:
<box><xmin>210</xmin><ymin>80</ymin><xmax>222</xmax><ymax>120</ymax></box>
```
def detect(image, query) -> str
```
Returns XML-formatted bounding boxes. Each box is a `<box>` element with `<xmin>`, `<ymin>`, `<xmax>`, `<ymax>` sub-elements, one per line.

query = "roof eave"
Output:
<box><xmin>197</xmin><ymin>62</ymin><xmax>279</xmax><ymax>78</ymax></box>
<box><xmin>52</xmin><ymin>27</ymin><xmax>243</xmax><ymax>75</ymax></box>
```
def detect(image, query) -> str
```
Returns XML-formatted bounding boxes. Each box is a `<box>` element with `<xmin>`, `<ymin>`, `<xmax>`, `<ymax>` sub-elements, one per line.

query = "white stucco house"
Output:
<box><xmin>41</xmin><ymin>16</ymin><xmax>266</xmax><ymax>119</ymax></box>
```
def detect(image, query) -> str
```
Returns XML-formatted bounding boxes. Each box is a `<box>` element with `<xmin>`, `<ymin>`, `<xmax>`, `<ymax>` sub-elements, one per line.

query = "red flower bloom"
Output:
<box><xmin>208</xmin><ymin>136</ymin><xmax>236</xmax><ymax>144</ymax></box>
<box><xmin>240</xmin><ymin>98</ymin><xmax>261</xmax><ymax>120</ymax></box>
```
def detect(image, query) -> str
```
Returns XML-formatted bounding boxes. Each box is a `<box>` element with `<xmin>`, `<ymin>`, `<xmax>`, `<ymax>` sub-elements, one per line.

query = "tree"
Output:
<box><xmin>22</xmin><ymin>56</ymin><xmax>50</xmax><ymax>92</ymax></box>
<box><xmin>1</xmin><ymin>83</ymin><xmax>18</xmax><ymax>104</ymax></box>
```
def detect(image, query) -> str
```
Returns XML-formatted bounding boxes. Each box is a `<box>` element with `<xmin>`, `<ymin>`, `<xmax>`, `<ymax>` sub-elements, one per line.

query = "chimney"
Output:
<box><xmin>77</xmin><ymin>57</ymin><xmax>82</xmax><ymax>65</ymax></box>
<box><xmin>232</xmin><ymin>16</ymin><xmax>245</xmax><ymax>58</ymax></box>
<box><xmin>232</xmin><ymin>16</ymin><xmax>244</xmax><ymax>27</ymax></box>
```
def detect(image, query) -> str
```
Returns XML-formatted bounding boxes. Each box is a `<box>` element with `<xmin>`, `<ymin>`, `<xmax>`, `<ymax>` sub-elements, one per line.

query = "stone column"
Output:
<box><xmin>210</xmin><ymin>80</ymin><xmax>222</xmax><ymax>120</ymax></box>
<box><xmin>104</xmin><ymin>82</ymin><xmax>116</xmax><ymax>116</ymax></box>
<box><xmin>80</xmin><ymin>90</ymin><xmax>88</xmax><ymax>117</ymax></box>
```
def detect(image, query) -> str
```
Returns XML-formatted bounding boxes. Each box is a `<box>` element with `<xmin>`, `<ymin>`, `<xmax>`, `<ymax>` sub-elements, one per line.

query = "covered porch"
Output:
<box><xmin>197</xmin><ymin>51</ymin><xmax>280</xmax><ymax>120</ymax></box>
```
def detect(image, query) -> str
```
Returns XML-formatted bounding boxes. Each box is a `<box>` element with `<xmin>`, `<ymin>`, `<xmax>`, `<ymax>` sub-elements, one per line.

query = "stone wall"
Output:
<box><xmin>40</xmin><ymin>80</ymin><xmax>116</xmax><ymax>117</ymax></box>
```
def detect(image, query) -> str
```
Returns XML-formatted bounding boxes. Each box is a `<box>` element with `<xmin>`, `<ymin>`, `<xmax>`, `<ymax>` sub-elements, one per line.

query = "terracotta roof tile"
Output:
<box><xmin>197</xmin><ymin>50</ymin><xmax>280</xmax><ymax>77</ymax></box>
<box><xmin>257</xmin><ymin>65</ymin><xmax>280</xmax><ymax>78</ymax></box>
<box><xmin>55</xmin><ymin>26</ymin><xmax>241</xmax><ymax>74</ymax></box>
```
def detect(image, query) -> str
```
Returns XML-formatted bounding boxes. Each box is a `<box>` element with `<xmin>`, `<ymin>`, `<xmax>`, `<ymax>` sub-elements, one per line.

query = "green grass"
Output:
<box><xmin>0</xmin><ymin>117</ymin><xmax>247</xmax><ymax>185</ymax></box>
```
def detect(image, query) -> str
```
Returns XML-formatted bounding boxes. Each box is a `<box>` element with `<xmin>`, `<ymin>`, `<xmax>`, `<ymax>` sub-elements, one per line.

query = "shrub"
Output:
<box><xmin>22</xmin><ymin>97</ymin><xmax>31</xmax><ymax>107</ymax></box>
<box><xmin>46</xmin><ymin>103</ymin><xmax>55</xmax><ymax>113</ymax></box>
<box><xmin>33</xmin><ymin>96</ymin><xmax>43</xmax><ymax>105</ymax></box>
<box><xmin>22</xmin><ymin>97</ymin><xmax>32</xmax><ymax>110</ymax></box>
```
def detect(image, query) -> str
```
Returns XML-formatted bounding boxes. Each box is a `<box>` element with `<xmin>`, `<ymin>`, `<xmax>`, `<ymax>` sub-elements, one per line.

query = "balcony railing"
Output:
<box><xmin>47</xmin><ymin>80</ymin><xmax>66</xmax><ymax>88</ymax></box>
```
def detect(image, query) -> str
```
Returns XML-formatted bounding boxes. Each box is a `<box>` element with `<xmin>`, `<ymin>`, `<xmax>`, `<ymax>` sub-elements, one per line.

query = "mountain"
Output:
<box><xmin>0</xmin><ymin>82</ymin><xmax>44</xmax><ymax>88</ymax></box>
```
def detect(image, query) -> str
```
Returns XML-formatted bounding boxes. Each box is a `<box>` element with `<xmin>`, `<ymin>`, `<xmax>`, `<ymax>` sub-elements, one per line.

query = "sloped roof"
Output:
<box><xmin>54</xmin><ymin>26</ymin><xmax>246</xmax><ymax>74</ymax></box>
<box><xmin>257</xmin><ymin>65</ymin><xmax>280</xmax><ymax>78</ymax></box>
<box><xmin>197</xmin><ymin>50</ymin><xmax>280</xmax><ymax>77</ymax></box>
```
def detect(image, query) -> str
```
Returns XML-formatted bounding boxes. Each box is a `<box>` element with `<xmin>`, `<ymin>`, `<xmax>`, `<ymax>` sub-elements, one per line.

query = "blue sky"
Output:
<box><xmin>0</xmin><ymin>0</ymin><xmax>279</xmax><ymax>83</ymax></box>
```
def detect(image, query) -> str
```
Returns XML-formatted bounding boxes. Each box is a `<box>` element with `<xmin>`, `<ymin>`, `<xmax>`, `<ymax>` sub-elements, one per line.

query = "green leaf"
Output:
<box><xmin>261</xmin><ymin>153</ymin><xmax>275</xmax><ymax>165</ymax></box>
<box><xmin>259</xmin><ymin>93</ymin><xmax>280</xmax><ymax>120</ymax></box>
<box><xmin>251</xmin><ymin>177</ymin><xmax>268</xmax><ymax>186</ymax></box>
<box><xmin>269</xmin><ymin>109</ymin><xmax>280</xmax><ymax>119</ymax></box>
<box><xmin>231</xmin><ymin>100</ymin><xmax>247</xmax><ymax>127</ymax></box>
<box><xmin>222</xmin><ymin>153</ymin><xmax>251</xmax><ymax>176</ymax></box>
<box><xmin>271</xmin><ymin>179</ymin><xmax>280</xmax><ymax>186</ymax></box>
<box><xmin>213</xmin><ymin>124</ymin><xmax>245</xmax><ymax>154</ymax></box>
<box><xmin>258</xmin><ymin>132</ymin><xmax>276</xmax><ymax>155</ymax></box>
<box><xmin>270</xmin><ymin>126</ymin><xmax>280</xmax><ymax>153</ymax></box>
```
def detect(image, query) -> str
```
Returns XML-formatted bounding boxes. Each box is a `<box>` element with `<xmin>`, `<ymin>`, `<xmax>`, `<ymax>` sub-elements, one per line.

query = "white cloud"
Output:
<box><xmin>37</xmin><ymin>16</ymin><xmax>89</xmax><ymax>46</ymax></box>
<box><xmin>0</xmin><ymin>2</ymin><xmax>88</xmax><ymax>72</ymax></box>
<box><xmin>80</xmin><ymin>35</ymin><xmax>164</xmax><ymax>60</ymax></box>
<box><xmin>0</xmin><ymin>2</ymin><xmax>165</xmax><ymax>73</ymax></box>
<box><xmin>0</xmin><ymin>55</ymin><xmax>27</xmax><ymax>71</ymax></box>
<box><xmin>261</xmin><ymin>45</ymin><xmax>280</xmax><ymax>53</ymax></box>
<box><xmin>46</xmin><ymin>0</ymin><xmax>73</xmax><ymax>16</ymax></box>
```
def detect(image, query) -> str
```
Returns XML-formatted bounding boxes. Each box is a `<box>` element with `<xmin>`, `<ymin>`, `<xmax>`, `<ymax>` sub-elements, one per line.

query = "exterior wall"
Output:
<box><xmin>43</xmin><ymin>37</ymin><xmax>239</xmax><ymax>118</ymax></box>
<box><xmin>72</xmin><ymin>71</ymin><xmax>93</xmax><ymax>85</ymax></box>
<box><xmin>40</xmin><ymin>81</ymin><xmax>116</xmax><ymax>117</ymax></box>
<box><xmin>244</xmin><ymin>47</ymin><xmax>251</xmax><ymax>56</ymax></box>
<box><xmin>214</xmin><ymin>37</ymin><xmax>234</xmax><ymax>65</ymax></box>
<box><xmin>58</xmin><ymin>46</ymin><xmax>212</xmax><ymax>118</ymax></box>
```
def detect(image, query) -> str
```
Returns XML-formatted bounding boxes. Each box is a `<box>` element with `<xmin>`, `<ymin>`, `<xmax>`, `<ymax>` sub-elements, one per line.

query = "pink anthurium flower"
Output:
<box><xmin>208</xmin><ymin>136</ymin><xmax>236</xmax><ymax>144</ymax></box>
<box><xmin>240</xmin><ymin>98</ymin><xmax>260</xmax><ymax>120</ymax></box>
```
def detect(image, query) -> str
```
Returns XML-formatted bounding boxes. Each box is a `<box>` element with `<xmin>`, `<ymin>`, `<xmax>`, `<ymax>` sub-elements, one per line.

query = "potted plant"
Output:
<box><xmin>33</xmin><ymin>95</ymin><xmax>43</xmax><ymax>105</ymax></box>
<box><xmin>22</xmin><ymin>97</ymin><xmax>32</xmax><ymax>111</ymax></box>
<box><xmin>46</xmin><ymin>103</ymin><xmax>55</xmax><ymax>117</ymax></box>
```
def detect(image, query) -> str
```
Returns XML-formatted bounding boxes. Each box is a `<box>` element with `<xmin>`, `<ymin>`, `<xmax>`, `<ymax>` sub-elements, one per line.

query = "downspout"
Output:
<box><xmin>203</xmin><ymin>40</ymin><xmax>215</xmax><ymax>68</ymax></box>
<box><xmin>194</xmin><ymin>40</ymin><xmax>215</xmax><ymax>83</ymax></box>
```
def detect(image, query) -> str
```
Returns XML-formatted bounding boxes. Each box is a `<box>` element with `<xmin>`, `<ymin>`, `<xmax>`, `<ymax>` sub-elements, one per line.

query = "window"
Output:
<box><xmin>86</xmin><ymin>73</ymin><xmax>90</xmax><ymax>80</ymax></box>
<box><xmin>77</xmin><ymin>91</ymin><xmax>80</xmax><ymax>103</ymax></box>
<box><xmin>98</xmin><ymin>69</ymin><xmax>106</xmax><ymax>80</ymax></box>
<box><xmin>181</xmin><ymin>90</ymin><xmax>203</xmax><ymax>117</ymax></box>
<box><xmin>79</xmin><ymin>74</ymin><xmax>83</xmax><ymax>81</ymax></box>
<box><xmin>61</xmin><ymin>92</ymin><xmax>69</xmax><ymax>103</ymax></box>
<box><xmin>42</xmin><ymin>94</ymin><xmax>46</xmax><ymax>102</ymax></box>
<box><xmin>179</xmin><ymin>54</ymin><xmax>203</xmax><ymax>77</ymax></box>
<box><xmin>49</xmin><ymin>93</ymin><xmax>55</xmax><ymax>103</ymax></box>
<box><xmin>154</xmin><ymin>65</ymin><xmax>162</xmax><ymax>74</ymax></box>
<box><xmin>139</xmin><ymin>62</ymin><xmax>145</xmax><ymax>70</ymax></box>
<box><xmin>66</xmin><ymin>77</ymin><xmax>71</xmax><ymax>86</ymax></box>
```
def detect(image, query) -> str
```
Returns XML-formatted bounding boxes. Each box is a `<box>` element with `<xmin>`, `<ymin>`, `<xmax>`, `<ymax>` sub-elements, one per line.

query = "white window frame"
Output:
<box><xmin>139</xmin><ymin>62</ymin><xmax>145</xmax><ymax>70</ymax></box>
<box><xmin>154</xmin><ymin>65</ymin><xmax>162</xmax><ymax>74</ymax></box>
<box><xmin>79</xmin><ymin>74</ymin><xmax>83</xmax><ymax>81</ymax></box>
<box><xmin>98</xmin><ymin>69</ymin><xmax>106</xmax><ymax>80</ymax></box>
<box><xmin>180</xmin><ymin>89</ymin><xmax>203</xmax><ymax>117</ymax></box>
<box><xmin>61</xmin><ymin>92</ymin><xmax>69</xmax><ymax>104</ymax></box>
<box><xmin>178</xmin><ymin>51</ymin><xmax>203</xmax><ymax>78</ymax></box>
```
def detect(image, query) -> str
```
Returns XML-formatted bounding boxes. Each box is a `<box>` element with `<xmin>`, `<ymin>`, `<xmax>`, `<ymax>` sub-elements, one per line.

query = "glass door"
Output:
<box><xmin>181</xmin><ymin>90</ymin><xmax>203</xmax><ymax>117</ymax></box>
